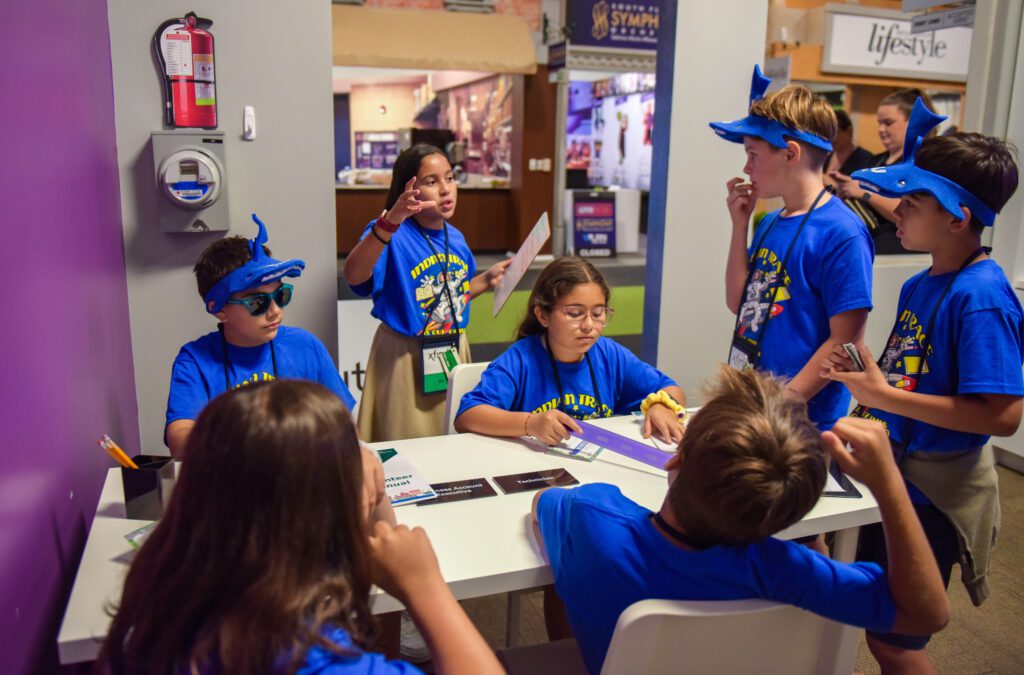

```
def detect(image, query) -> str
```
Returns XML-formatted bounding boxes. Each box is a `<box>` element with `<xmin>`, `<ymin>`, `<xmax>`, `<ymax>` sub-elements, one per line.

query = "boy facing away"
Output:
<box><xmin>533</xmin><ymin>367</ymin><xmax>949</xmax><ymax>674</ymax></box>
<box><xmin>165</xmin><ymin>215</ymin><xmax>356</xmax><ymax>459</ymax></box>
<box><xmin>824</xmin><ymin>99</ymin><xmax>1023</xmax><ymax>673</ymax></box>
<box><xmin>712</xmin><ymin>65</ymin><xmax>874</xmax><ymax>431</ymax></box>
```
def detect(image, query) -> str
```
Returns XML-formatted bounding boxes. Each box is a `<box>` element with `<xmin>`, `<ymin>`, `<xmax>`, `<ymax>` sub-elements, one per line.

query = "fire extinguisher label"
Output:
<box><xmin>193</xmin><ymin>55</ymin><xmax>214</xmax><ymax>82</ymax></box>
<box><xmin>194</xmin><ymin>83</ymin><xmax>216</xmax><ymax>106</ymax></box>
<box><xmin>164</xmin><ymin>30</ymin><xmax>193</xmax><ymax>77</ymax></box>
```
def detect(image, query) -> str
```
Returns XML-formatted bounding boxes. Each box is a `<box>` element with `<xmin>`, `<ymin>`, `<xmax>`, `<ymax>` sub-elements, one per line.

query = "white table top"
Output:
<box><xmin>57</xmin><ymin>416</ymin><xmax>879</xmax><ymax>664</ymax></box>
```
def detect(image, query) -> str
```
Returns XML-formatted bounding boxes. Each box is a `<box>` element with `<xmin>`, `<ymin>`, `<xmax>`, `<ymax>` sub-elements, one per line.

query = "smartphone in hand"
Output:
<box><xmin>841</xmin><ymin>343</ymin><xmax>866</xmax><ymax>372</ymax></box>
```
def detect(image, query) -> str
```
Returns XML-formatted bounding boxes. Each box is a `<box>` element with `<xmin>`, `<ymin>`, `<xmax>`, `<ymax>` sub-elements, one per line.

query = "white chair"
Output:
<box><xmin>499</xmin><ymin>598</ymin><xmax>835</xmax><ymax>675</ymax></box>
<box><xmin>442</xmin><ymin>361</ymin><xmax>488</xmax><ymax>435</ymax></box>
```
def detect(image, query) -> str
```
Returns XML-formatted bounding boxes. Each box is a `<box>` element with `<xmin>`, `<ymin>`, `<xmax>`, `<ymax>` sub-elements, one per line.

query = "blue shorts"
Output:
<box><xmin>857</xmin><ymin>501</ymin><xmax>958</xmax><ymax>650</ymax></box>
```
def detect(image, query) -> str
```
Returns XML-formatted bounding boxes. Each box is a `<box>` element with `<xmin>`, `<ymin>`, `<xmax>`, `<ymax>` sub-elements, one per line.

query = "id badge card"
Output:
<box><xmin>420</xmin><ymin>334</ymin><xmax>461</xmax><ymax>394</ymax></box>
<box><xmin>728</xmin><ymin>336</ymin><xmax>760</xmax><ymax>371</ymax></box>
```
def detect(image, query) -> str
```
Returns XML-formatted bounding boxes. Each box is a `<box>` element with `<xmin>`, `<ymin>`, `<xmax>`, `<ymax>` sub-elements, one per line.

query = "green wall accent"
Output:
<box><xmin>467</xmin><ymin>286</ymin><xmax>645</xmax><ymax>343</ymax></box>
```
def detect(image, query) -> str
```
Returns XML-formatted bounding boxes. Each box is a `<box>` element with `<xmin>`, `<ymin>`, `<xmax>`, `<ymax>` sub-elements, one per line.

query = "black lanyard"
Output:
<box><xmin>414</xmin><ymin>223</ymin><xmax>459</xmax><ymax>336</ymax></box>
<box><xmin>544</xmin><ymin>336</ymin><xmax>605</xmax><ymax>419</ymax></box>
<box><xmin>731</xmin><ymin>189</ymin><xmax>828</xmax><ymax>350</ymax></box>
<box><xmin>864</xmin><ymin>247</ymin><xmax>986</xmax><ymax>442</ymax></box>
<box><xmin>652</xmin><ymin>512</ymin><xmax>706</xmax><ymax>550</ymax></box>
<box><xmin>220</xmin><ymin>325</ymin><xmax>277</xmax><ymax>392</ymax></box>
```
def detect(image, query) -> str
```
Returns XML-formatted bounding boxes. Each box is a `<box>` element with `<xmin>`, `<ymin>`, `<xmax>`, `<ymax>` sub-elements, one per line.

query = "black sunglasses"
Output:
<box><xmin>225</xmin><ymin>283</ymin><xmax>293</xmax><ymax>316</ymax></box>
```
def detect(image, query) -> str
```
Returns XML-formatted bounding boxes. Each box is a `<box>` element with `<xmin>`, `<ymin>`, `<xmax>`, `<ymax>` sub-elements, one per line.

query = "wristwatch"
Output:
<box><xmin>375</xmin><ymin>211</ymin><xmax>400</xmax><ymax>234</ymax></box>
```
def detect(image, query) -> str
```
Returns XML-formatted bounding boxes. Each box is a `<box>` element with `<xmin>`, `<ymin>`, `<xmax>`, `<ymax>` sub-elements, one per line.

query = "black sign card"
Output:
<box><xmin>492</xmin><ymin>469</ymin><xmax>580</xmax><ymax>495</ymax></box>
<box><xmin>418</xmin><ymin>478</ymin><xmax>498</xmax><ymax>506</ymax></box>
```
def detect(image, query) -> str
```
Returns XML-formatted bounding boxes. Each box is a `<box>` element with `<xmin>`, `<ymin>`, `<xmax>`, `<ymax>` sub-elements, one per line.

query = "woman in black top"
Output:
<box><xmin>830</xmin><ymin>89</ymin><xmax>935</xmax><ymax>254</ymax></box>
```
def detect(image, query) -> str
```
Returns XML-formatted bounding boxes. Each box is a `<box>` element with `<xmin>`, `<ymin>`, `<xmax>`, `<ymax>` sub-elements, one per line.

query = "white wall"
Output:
<box><xmin>107</xmin><ymin>1</ymin><xmax>339</xmax><ymax>448</ymax></box>
<box><xmin>650</xmin><ymin>1</ymin><xmax>770</xmax><ymax>396</ymax></box>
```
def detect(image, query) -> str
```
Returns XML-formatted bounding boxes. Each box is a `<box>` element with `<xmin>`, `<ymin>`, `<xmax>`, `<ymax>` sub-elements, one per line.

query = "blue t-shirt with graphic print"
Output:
<box><xmin>165</xmin><ymin>326</ymin><xmax>356</xmax><ymax>437</ymax></box>
<box><xmin>456</xmin><ymin>334</ymin><xmax>676</xmax><ymax>420</ymax></box>
<box><xmin>536</xmin><ymin>484</ymin><xmax>896</xmax><ymax>674</ymax></box>
<box><xmin>349</xmin><ymin>219</ymin><xmax>477</xmax><ymax>338</ymax></box>
<box><xmin>737</xmin><ymin>197</ymin><xmax>874</xmax><ymax>429</ymax></box>
<box><xmin>854</xmin><ymin>259</ymin><xmax>1024</xmax><ymax>453</ymax></box>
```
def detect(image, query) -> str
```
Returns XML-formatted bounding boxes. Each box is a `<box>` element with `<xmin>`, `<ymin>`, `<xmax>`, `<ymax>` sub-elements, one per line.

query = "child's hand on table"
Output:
<box><xmin>821</xmin><ymin>343</ymin><xmax>891</xmax><ymax>409</ymax></box>
<box><xmin>526</xmin><ymin>410</ymin><xmax>582</xmax><ymax>446</ymax></box>
<box><xmin>643</xmin><ymin>403</ymin><xmax>684</xmax><ymax>445</ymax></box>
<box><xmin>821</xmin><ymin>417</ymin><xmax>898</xmax><ymax>493</ymax></box>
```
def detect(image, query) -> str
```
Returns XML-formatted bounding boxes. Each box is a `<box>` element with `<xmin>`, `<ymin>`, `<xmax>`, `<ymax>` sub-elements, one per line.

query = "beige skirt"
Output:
<box><xmin>357</xmin><ymin>323</ymin><xmax>472</xmax><ymax>442</ymax></box>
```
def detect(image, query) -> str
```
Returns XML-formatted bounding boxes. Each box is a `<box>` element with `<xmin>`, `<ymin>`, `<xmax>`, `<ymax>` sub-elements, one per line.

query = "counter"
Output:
<box><xmin>335</xmin><ymin>185</ymin><xmax>515</xmax><ymax>255</ymax></box>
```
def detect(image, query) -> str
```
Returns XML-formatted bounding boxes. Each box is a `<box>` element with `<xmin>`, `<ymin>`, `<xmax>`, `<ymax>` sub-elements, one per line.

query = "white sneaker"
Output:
<box><xmin>400</xmin><ymin>611</ymin><xmax>431</xmax><ymax>663</ymax></box>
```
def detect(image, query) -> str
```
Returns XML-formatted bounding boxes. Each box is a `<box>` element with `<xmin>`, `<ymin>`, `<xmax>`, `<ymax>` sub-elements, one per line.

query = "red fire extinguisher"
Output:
<box><xmin>154</xmin><ymin>13</ymin><xmax>217</xmax><ymax>129</ymax></box>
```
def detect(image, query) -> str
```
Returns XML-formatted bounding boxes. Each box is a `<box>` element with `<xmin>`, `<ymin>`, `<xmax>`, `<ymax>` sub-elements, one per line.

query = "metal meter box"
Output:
<box><xmin>152</xmin><ymin>130</ymin><xmax>229</xmax><ymax>232</ymax></box>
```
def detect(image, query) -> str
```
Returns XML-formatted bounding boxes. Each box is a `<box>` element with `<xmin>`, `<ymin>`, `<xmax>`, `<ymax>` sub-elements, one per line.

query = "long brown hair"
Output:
<box><xmin>99</xmin><ymin>381</ymin><xmax>376</xmax><ymax>675</ymax></box>
<box><xmin>516</xmin><ymin>257</ymin><xmax>611</xmax><ymax>339</ymax></box>
<box><xmin>668</xmin><ymin>366</ymin><xmax>826</xmax><ymax>548</ymax></box>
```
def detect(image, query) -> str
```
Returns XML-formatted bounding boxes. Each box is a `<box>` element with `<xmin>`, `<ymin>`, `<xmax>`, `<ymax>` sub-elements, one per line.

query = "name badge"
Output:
<box><xmin>420</xmin><ymin>334</ymin><xmax>461</xmax><ymax>394</ymax></box>
<box><xmin>728</xmin><ymin>337</ymin><xmax>760</xmax><ymax>371</ymax></box>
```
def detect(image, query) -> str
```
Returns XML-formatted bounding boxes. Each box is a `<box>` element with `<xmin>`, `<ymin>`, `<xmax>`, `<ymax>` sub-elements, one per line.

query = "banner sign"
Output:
<box><xmin>823</xmin><ymin>6</ymin><xmax>972</xmax><ymax>82</ymax></box>
<box><xmin>573</xmin><ymin>192</ymin><xmax>616</xmax><ymax>258</ymax></box>
<box><xmin>567</xmin><ymin>0</ymin><xmax>661</xmax><ymax>51</ymax></box>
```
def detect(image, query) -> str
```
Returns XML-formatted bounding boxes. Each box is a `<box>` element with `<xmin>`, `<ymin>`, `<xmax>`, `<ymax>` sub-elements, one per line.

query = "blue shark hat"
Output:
<box><xmin>204</xmin><ymin>214</ymin><xmax>306</xmax><ymax>314</ymax></box>
<box><xmin>709</xmin><ymin>65</ymin><xmax>833</xmax><ymax>152</ymax></box>
<box><xmin>851</xmin><ymin>98</ymin><xmax>996</xmax><ymax>227</ymax></box>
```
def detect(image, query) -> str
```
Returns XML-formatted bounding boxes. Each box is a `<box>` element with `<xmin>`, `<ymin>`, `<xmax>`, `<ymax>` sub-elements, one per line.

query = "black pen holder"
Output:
<box><xmin>122</xmin><ymin>455</ymin><xmax>176</xmax><ymax>520</ymax></box>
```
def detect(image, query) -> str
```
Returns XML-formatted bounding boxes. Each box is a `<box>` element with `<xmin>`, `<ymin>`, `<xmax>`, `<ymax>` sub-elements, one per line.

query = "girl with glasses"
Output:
<box><xmin>454</xmin><ymin>258</ymin><xmax>686</xmax><ymax>446</ymax></box>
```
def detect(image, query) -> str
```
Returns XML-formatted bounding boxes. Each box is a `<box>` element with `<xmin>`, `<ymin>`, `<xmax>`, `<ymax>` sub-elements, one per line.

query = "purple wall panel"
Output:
<box><xmin>0</xmin><ymin>1</ymin><xmax>137</xmax><ymax>671</ymax></box>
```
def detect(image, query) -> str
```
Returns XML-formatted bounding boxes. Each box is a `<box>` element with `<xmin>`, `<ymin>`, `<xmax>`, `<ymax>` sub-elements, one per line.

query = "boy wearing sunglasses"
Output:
<box><xmin>165</xmin><ymin>215</ymin><xmax>357</xmax><ymax>459</ymax></box>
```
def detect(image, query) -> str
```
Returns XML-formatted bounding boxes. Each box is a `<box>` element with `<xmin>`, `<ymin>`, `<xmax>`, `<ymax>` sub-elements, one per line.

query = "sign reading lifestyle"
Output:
<box><xmin>567</xmin><ymin>0</ymin><xmax>661</xmax><ymax>51</ymax></box>
<box><xmin>823</xmin><ymin>5</ymin><xmax>972</xmax><ymax>82</ymax></box>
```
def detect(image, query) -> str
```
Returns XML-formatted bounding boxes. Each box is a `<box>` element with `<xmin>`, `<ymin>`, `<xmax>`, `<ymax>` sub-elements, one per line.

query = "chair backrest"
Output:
<box><xmin>443</xmin><ymin>362</ymin><xmax>489</xmax><ymax>435</ymax></box>
<box><xmin>601</xmin><ymin>598</ymin><xmax>833</xmax><ymax>675</ymax></box>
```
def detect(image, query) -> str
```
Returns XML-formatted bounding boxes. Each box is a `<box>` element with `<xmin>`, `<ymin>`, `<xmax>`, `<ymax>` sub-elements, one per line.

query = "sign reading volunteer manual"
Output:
<box><xmin>377</xmin><ymin>448</ymin><xmax>437</xmax><ymax>506</ymax></box>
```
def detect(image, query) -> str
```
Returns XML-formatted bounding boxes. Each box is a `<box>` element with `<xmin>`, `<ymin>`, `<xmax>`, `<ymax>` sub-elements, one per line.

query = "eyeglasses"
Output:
<box><xmin>225</xmin><ymin>283</ymin><xmax>293</xmax><ymax>316</ymax></box>
<box><xmin>555</xmin><ymin>304</ymin><xmax>614</xmax><ymax>325</ymax></box>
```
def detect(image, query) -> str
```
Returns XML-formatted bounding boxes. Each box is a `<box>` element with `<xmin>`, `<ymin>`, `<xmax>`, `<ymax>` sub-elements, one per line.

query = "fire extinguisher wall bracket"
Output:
<box><xmin>152</xmin><ymin>130</ymin><xmax>230</xmax><ymax>233</ymax></box>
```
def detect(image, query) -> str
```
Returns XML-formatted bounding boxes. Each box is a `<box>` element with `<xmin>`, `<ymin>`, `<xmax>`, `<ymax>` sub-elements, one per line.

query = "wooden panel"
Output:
<box><xmin>511</xmin><ymin>65</ymin><xmax>557</xmax><ymax>253</ymax></box>
<box><xmin>335</xmin><ymin>187</ymin><xmax>513</xmax><ymax>256</ymax></box>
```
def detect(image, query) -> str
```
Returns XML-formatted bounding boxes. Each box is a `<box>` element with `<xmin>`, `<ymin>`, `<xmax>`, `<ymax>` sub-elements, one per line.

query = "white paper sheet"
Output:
<box><xmin>493</xmin><ymin>212</ymin><xmax>551</xmax><ymax>316</ymax></box>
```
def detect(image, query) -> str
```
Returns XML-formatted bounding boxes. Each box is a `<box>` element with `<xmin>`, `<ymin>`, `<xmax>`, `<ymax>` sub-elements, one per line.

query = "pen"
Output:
<box><xmin>99</xmin><ymin>435</ymin><xmax>139</xmax><ymax>469</ymax></box>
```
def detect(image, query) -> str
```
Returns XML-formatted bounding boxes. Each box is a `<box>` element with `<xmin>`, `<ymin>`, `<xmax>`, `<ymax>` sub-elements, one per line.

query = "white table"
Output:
<box><xmin>57</xmin><ymin>417</ymin><xmax>879</xmax><ymax>671</ymax></box>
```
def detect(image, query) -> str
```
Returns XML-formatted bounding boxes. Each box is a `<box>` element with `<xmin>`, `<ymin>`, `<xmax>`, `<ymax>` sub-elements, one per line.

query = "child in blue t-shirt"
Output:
<box><xmin>104</xmin><ymin>380</ymin><xmax>503</xmax><ymax>675</ymax></box>
<box><xmin>534</xmin><ymin>367</ymin><xmax>949</xmax><ymax>674</ymax></box>
<box><xmin>711</xmin><ymin>66</ymin><xmax>874</xmax><ymax>431</ymax></box>
<box><xmin>824</xmin><ymin>100</ymin><xmax>1023</xmax><ymax>672</ymax></box>
<box><xmin>343</xmin><ymin>144</ymin><xmax>510</xmax><ymax>442</ymax></box>
<box><xmin>165</xmin><ymin>216</ymin><xmax>356</xmax><ymax>459</ymax></box>
<box><xmin>454</xmin><ymin>257</ymin><xmax>686</xmax><ymax>445</ymax></box>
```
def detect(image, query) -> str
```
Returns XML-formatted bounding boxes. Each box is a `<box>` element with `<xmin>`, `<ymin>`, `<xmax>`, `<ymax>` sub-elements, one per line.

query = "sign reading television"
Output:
<box><xmin>567</xmin><ymin>0</ymin><xmax>661</xmax><ymax>51</ymax></box>
<box><xmin>823</xmin><ymin>5</ymin><xmax>972</xmax><ymax>82</ymax></box>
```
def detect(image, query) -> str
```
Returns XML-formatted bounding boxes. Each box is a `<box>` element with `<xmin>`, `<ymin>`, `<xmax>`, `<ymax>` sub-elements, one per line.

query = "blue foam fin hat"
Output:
<box><xmin>709</xmin><ymin>64</ymin><xmax>833</xmax><ymax>152</ymax></box>
<box><xmin>203</xmin><ymin>214</ymin><xmax>306</xmax><ymax>314</ymax></box>
<box><xmin>851</xmin><ymin>98</ymin><xmax>996</xmax><ymax>227</ymax></box>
